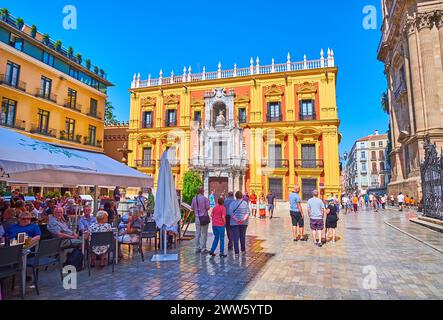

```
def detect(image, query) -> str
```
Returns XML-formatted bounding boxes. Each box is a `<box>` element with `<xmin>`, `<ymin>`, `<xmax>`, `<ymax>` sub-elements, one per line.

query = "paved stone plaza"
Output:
<box><xmin>5</xmin><ymin>203</ymin><xmax>443</xmax><ymax>300</ymax></box>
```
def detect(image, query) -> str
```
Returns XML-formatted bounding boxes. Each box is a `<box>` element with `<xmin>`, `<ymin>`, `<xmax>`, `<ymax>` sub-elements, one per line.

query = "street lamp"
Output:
<box><xmin>344</xmin><ymin>151</ymin><xmax>348</xmax><ymax>161</ymax></box>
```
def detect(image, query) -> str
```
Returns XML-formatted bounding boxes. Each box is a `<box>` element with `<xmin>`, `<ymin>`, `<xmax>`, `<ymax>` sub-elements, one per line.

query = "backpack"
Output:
<box><xmin>64</xmin><ymin>248</ymin><xmax>84</xmax><ymax>272</ymax></box>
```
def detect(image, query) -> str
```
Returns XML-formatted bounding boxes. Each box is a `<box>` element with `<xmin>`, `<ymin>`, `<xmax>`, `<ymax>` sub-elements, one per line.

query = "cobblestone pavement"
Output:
<box><xmin>4</xmin><ymin>203</ymin><xmax>443</xmax><ymax>300</ymax></box>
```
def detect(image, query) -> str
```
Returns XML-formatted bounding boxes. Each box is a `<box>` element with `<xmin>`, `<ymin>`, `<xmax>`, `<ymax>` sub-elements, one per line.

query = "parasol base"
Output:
<box><xmin>151</xmin><ymin>254</ymin><xmax>178</xmax><ymax>262</ymax></box>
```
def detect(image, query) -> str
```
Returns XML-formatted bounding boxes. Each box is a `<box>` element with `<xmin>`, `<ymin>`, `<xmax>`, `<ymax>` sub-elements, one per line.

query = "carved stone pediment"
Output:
<box><xmin>140</xmin><ymin>96</ymin><xmax>156</xmax><ymax>108</ymax></box>
<box><xmin>191</xmin><ymin>98</ymin><xmax>205</xmax><ymax>108</ymax></box>
<box><xmin>164</xmin><ymin>94</ymin><xmax>180</xmax><ymax>105</ymax></box>
<box><xmin>234</xmin><ymin>95</ymin><xmax>250</xmax><ymax>105</ymax></box>
<box><xmin>297</xmin><ymin>82</ymin><xmax>317</xmax><ymax>95</ymax></box>
<box><xmin>265</xmin><ymin>84</ymin><xmax>284</xmax><ymax>97</ymax></box>
<box><xmin>294</xmin><ymin>127</ymin><xmax>322</xmax><ymax>140</ymax></box>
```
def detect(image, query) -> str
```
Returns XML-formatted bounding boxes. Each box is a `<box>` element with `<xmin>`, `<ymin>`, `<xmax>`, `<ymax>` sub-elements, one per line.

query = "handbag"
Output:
<box><xmin>195</xmin><ymin>195</ymin><xmax>210</xmax><ymax>226</ymax></box>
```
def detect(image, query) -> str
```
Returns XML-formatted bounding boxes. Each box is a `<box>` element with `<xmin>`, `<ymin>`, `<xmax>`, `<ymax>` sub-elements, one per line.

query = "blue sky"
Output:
<box><xmin>2</xmin><ymin>0</ymin><xmax>389</xmax><ymax>156</ymax></box>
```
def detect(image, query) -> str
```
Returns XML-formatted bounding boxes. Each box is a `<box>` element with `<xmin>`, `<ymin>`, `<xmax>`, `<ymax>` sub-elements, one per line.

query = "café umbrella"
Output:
<box><xmin>152</xmin><ymin>152</ymin><xmax>181</xmax><ymax>262</ymax></box>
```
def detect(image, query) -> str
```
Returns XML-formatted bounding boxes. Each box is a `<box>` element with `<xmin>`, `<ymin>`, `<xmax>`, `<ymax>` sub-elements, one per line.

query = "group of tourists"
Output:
<box><xmin>340</xmin><ymin>192</ymin><xmax>418</xmax><ymax>213</ymax></box>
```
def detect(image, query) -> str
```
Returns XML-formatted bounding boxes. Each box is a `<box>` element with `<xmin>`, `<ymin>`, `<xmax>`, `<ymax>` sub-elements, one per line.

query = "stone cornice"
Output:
<box><xmin>402</xmin><ymin>10</ymin><xmax>443</xmax><ymax>36</ymax></box>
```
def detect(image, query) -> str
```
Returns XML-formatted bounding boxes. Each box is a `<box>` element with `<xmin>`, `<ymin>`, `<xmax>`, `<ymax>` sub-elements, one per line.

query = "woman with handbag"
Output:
<box><xmin>191</xmin><ymin>187</ymin><xmax>211</xmax><ymax>253</ymax></box>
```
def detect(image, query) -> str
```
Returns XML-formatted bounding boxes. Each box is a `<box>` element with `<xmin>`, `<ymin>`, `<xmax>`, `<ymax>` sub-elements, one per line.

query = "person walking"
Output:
<box><xmin>209</xmin><ymin>197</ymin><xmax>227</xmax><ymax>258</ymax></box>
<box><xmin>223</xmin><ymin>192</ymin><xmax>235</xmax><ymax>251</ymax></box>
<box><xmin>146</xmin><ymin>188</ymin><xmax>155</xmax><ymax>217</ymax></box>
<box><xmin>229</xmin><ymin>191</ymin><xmax>250</xmax><ymax>257</ymax></box>
<box><xmin>209</xmin><ymin>191</ymin><xmax>216</xmax><ymax>210</ymax></box>
<box><xmin>325</xmin><ymin>198</ymin><xmax>339</xmax><ymax>244</ymax></box>
<box><xmin>342</xmin><ymin>194</ymin><xmax>349</xmax><ymax>215</ymax></box>
<box><xmin>113</xmin><ymin>186</ymin><xmax>121</xmax><ymax>212</ymax></box>
<box><xmin>390</xmin><ymin>194</ymin><xmax>395</xmax><ymax>207</ymax></box>
<box><xmin>259</xmin><ymin>193</ymin><xmax>267</xmax><ymax>219</ymax></box>
<box><xmin>373</xmin><ymin>195</ymin><xmax>379</xmax><ymax>212</ymax></box>
<box><xmin>307</xmin><ymin>190</ymin><xmax>325</xmax><ymax>247</ymax></box>
<box><xmin>191</xmin><ymin>188</ymin><xmax>211</xmax><ymax>253</ymax></box>
<box><xmin>249</xmin><ymin>191</ymin><xmax>258</xmax><ymax>218</ymax></box>
<box><xmin>267</xmin><ymin>191</ymin><xmax>276</xmax><ymax>220</ymax></box>
<box><xmin>352</xmin><ymin>194</ymin><xmax>359</xmax><ymax>213</ymax></box>
<box><xmin>397</xmin><ymin>192</ymin><xmax>405</xmax><ymax>212</ymax></box>
<box><xmin>135</xmin><ymin>191</ymin><xmax>147</xmax><ymax>215</ymax></box>
<box><xmin>290</xmin><ymin>186</ymin><xmax>305</xmax><ymax>242</ymax></box>
<box><xmin>381</xmin><ymin>195</ymin><xmax>387</xmax><ymax>210</ymax></box>
<box><xmin>364</xmin><ymin>194</ymin><xmax>369</xmax><ymax>208</ymax></box>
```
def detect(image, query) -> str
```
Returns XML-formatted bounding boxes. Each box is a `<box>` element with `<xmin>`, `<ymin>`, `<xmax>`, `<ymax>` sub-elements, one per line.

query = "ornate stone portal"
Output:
<box><xmin>190</xmin><ymin>88</ymin><xmax>247</xmax><ymax>196</ymax></box>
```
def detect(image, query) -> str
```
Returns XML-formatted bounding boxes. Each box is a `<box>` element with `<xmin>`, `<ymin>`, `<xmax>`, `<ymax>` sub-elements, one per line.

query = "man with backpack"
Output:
<box><xmin>191</xmin><ymin>187</ymin><xmax>211</xmax><ymax>253</ymax></box>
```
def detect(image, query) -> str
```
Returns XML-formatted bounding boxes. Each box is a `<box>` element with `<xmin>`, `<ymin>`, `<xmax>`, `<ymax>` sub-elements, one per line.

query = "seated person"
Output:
<box><xmin>47</xmin><ymin>206</ymin><xmax>82</xmax><ymax>249</ymax></box>
<box><xmin>6</xmin><ymin>211</ymin><xmax>41</xmax><ymax>244</ymax></box>
<box><xmin>26</xmin><ymin>202</ymin><xmax>40</xmax><ymax>222</ymax></box>
<box><xmin>103</xmin><ymin>202</ymin><xmax>115</xmax><ymax>227</ymax></box>
<box><xmin>0</xmin><ymin>223</ymin><xmax>5</xmax><ymax>245</ymax></box>
<box><xmin>79</xmin><ymin>206</ymin><xmax>96</xmax><ymax>235</ymax></box>
<box><xmin>118</xmin><ymin>209</ymin><xmax>144</xmax><ymax>255</ymax></box>
<box><xmin>2</xmin><ymin>208</ymin><xmax>18</xmax><ymax>234</ymax></box>
<box><xmin>88</xmin><ymin>210</ymin><xmax>112</xmax><ymax>268</ymax></box>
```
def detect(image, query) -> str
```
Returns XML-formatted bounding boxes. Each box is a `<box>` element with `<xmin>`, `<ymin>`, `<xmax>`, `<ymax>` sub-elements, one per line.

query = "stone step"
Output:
<box><xmin>410</xmin><ymin>218</ymin><xmax>443</xmax><ymax>233</ymax></box>
<box><xmin>418</xmin><ymin>216</ymin><xmax>443</xmax><ymax>226</ymax></box>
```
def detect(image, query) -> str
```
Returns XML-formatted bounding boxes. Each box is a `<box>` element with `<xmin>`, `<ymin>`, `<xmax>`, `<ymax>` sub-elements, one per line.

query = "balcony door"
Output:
<box><xmin>302</xmin><ymin>179</ymin><xmax>317</xmax><ymax>201</ymax></box>
<box><xmin>6</xmin><ymin>61</ymin><xmax>20</xmax><ymax>87</ymax></box>
<box><xmin>41</xmin><ymin>76</ymin><xmax>52</xmax><ymax>98</ymax></box>
<box><xmin>213</xmin><ymin>141</ymin><xmax>228</xmax><ymax>166</ymax></box>
<box><xmin>1</xmin><ymin>98</ymin><xmax>16</xmax><ymax>127</ymax></box>
<box><xmin>301</xmin><ymin>144</ymin><xmax>316</xmax><ymax>168</ymax></box>
<box><xmin>268</xmin><ymin>144</ymin><xmax>282</xmax><ymax>168</ymax></box>
<box><xmin>143</xmin><ymin>147</ymin><xmax>152</xmax><ymax>167</ymax></box>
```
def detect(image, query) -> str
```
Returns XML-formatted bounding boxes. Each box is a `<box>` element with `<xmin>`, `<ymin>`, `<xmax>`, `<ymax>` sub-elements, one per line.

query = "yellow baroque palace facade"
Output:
<box><xmin>0</xmin><ymin>12</ymin><xmax>112</xmax><ymax>153</ymax></box>
<box><xmin>128</xmin><ymin>51</ymin><xmax>341</xmax><ymax>201</ymax></box>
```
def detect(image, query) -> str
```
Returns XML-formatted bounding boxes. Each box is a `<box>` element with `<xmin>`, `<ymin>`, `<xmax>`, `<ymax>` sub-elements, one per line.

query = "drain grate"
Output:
<box><xmin>346</xmin><ymin>227</ymin><xmax>362</xmax><ymax>231</ymax></box>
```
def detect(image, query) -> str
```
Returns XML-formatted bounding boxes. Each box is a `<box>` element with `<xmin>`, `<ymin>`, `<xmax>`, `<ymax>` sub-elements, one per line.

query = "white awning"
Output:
<box><xmin>0</xmin><ymin>127</ymin><xmax>152</xmax><ymax>188</ymax></box>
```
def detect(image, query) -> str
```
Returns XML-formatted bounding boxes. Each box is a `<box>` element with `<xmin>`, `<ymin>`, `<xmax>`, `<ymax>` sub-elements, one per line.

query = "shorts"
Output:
<box><xmin>398</xmin><ymin>202</ymin><xmax>403</xmax><ymax>207</ymax></box>
<box><xmin>251</xmin><ymin>204</ymin><xmax>257</xmax><ymax>210</ymax></box>
<box><xmin>290</xmin><ymin>211</ymin><xmax>304</xmax><ymax>228</ymax></box>
<box><xmin>310</xmin><ymin>219</ymin><xmax>324</xmax><ymax>231</ymax></box>
<box><xmin>267</xmin><ymin>204</ymin><xmax>275</xmax><ymax>211</ymax></box>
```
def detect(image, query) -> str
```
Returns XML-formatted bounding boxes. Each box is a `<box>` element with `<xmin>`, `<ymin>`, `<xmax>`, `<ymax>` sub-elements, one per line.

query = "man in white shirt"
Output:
<box><xmin>369</xmin><ymin>194</ymin><xmax>374</xmax><ymax>207</ymax></box>
<box><xmin>342</xmin><ymin>195</ymin><xmax>349</xmax><ymax>214</ymax></box>
<box><xmin>397</xmin><ymin>192</ymin><xmax>405</xmax><ymax>212</ymax></box>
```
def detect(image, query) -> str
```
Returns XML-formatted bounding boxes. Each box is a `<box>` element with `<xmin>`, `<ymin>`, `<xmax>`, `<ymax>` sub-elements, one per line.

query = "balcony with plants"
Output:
<box><xmin>0</xmin><ymin>74</ymin><xmax>27</xmax><ymax>92</ymax></box>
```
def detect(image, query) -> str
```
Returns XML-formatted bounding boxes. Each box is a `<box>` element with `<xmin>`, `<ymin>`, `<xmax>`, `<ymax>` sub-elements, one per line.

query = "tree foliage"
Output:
<box><xmin>381</xmin><ymin>91</ymin><xmax>390</xmax><ymax>114</ymax></box>
<box><xmin>105</xmin><ymin>100</ymin><xmax>118</xmax><ymax>124</ymax></box>
<box><xmin>182</xmin><ymin>171</ymin><xmax>203</xmax><ymax>205</ymax></box>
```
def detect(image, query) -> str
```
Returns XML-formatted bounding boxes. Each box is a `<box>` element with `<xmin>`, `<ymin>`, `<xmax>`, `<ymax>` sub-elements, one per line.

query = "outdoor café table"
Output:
<box><xmin>81</xmin><ymin>228</ymin><xmax>119</xmax><ymax>267</ymax></box>
<box><xmin>21</xmin><ymin>241</ymin><xmax>38</xmax><ymax>298</ymax></box>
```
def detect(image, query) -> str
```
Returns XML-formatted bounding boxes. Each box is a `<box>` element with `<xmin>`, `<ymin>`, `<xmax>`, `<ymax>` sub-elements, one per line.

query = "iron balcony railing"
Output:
<box><xmin>189</xmin><ymin>157</ymin><xmax>248</xmax><ymax>168</ymax></box>
<box><xmin>87</xmin><ymin>110</ymin><xmax>103</xmax><ymax>120</ymax></box>
<box><xmin>261</xmin><ymin>159</ymin><xmax>289</xmax><ymax>169</ymax></box>
<box><xmin>64</xmin><ymin>99</ymin><xmax>82</xmax><ymax>112</ymax></box>
<box><xmin>35</xmin><ymin>88</ymin><xmax>57</xmax><ymax>103</ymax></box>
<box><xmin>134</xmin><ymin>160</ymin><xmax>157</xmax><ymax>168</ymax></box>
<box><xmin>266</xmin><ymin>115</ymin><xmax>283</xmax><ymax>122</ymax></box>
<box><xmin>165</xmin><ymin>119</ymin><xmax>177</xmax><ymax>127</ymax></box>
<box><xmin>142</xmin><ymin>121</ymin><xmax>153</xmax><ymax>129</ymax></box>
<box><xmin>294</xmin><ymin>159</ymin><xmax>325</xmax><ymax>169</ymax></box>
<box><xmin>0</xmin><ymin>74</ymin><xmax>27</xmax><ymax>92</ymax></box>
<box><xmin>0</xmin><ymin>119</ymin><xmax>25</xmax><ymax>131</ymax></box>
<box><xmin>299</xmin><ymin>112</ymin><xmax>316</xmax><ymax>121</ymax></box>
<box><xmin>30</xmin><ymin>124</ymin><xmax>57</xmax><ymax>138</ymax></box>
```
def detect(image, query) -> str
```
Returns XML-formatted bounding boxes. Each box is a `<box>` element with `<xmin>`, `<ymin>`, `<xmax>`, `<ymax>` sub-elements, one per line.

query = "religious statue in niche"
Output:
<box><xmin>215</xmin><ymin>110</ymin><xmax>226</xmax><ymax>127</ymax></box>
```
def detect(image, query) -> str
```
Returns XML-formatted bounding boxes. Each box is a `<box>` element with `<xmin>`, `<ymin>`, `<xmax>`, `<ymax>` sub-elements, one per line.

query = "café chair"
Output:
<box><xmin>86</xmin><ymin>231</ymin><xmax>115</xmax><ymax>276</ymax></box>
<box><xmin>26</xmin><ymin>238</ymin><xmax>63</xmax><ymax>295</ymax></box>
<box><xmin>141</xmin><ymin>221</ymin><xmax>158</xmax><ymax>251</ymax></box>
<box><xmin>0</xmin><ymin>244</ymin><xmax>24</xmax><ymax>300</ymax></box>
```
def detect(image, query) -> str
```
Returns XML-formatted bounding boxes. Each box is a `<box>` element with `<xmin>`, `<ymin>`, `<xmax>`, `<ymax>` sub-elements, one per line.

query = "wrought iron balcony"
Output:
<box><xmin>299</xmin><ymin>112</ymin><xmax>316</xmax><ymax>121</ymax></box>
<box><xmin>87</xmin><ymin>110</ymin><xmax>103</xmax><ymax>120</ymax></box>
<box><xmin>142</xmin><ymin>121</ymin><xmax>153</xmax><ymax>128</ymax></box>
<box><xmin>261</xmin><ymin>159</ymin><xmax>289</xmax><ymax>169</ymax></box>
<box><xmin>64</xmin><ymin>99</ymin><xmax>82</xmax><ymax>112</ymax></box>
<box><xmin>134</xmin><ymin>160</ymin><xmax>157</xmax><ymax>168</ymax></box>
<box><xmin>30</xmin><ymin>124</ymin><xmax>57</xmax><ymax>138</ymax></box>
<box><xmin>294</xmin><ymin>159</ymin><xmax>325</xmax><ymax>169</ymax></box>
<box><xmin>35</xmin><ymin>88</ymin><xmax>57</xmax><ymax>103</ymax></box>
<box><xmin>266</xmin><ymin>115</ymin><xmax>282</xmax><ymax>122</ymax></box>
<box><xmin>165</xmin><ymin>119</ymin><xmax>177</xmax><ymax>127</ymax></box>
<box><xmin>0</xmin><ymin>74</ymin><xmax>27</xmax><ymax>92</ymax></box>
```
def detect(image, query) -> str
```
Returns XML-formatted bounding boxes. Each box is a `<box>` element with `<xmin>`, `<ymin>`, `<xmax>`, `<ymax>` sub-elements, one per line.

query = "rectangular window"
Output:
<box><xmin>379</xmin><ymin>141</ymin><xmax>383</xmax><ymax>147</ymax></box>
<box><xmin>379</xmin><ymin>150</ymin><xmax>385</xmax><ymax>160</ymax></box>
<box><xmin>5</xmin><ymin>61</ymin><xmax>20</xmax><ymax>87</ymax></box>
<box><xmin>42</xmin><ymin>51</ymin><xmax>54</xmax><ymax>67</ymax></box>
<box><xmin>9</xmin><ymin>34</ymin><xmax>23</xmax><ymax>51</ymax></box>
<box><xmin>405</xmin><ymin>145</ymin><xmax>411</xmax><ymax>177</ymax></box>
<box><xmin>88</xmin><ymin>125</ymin><xmax>96</xmax><ymax>146</ymax></box>
<box><xmin>65</xmin><ymin>118</ymin><xmax>75</xmax><ymax>141</ymax></box>
<box><xmin>267</xmin><ymin>102</ymin><xmax>281</xmax><ymax>122</ymax></box>
<box><xmin>213</xmin><ymin>141</ymin><xmax>228</xmax><ymax>166</ymax></box>
<box><xmin>268</xmin><ymin>144</ymin><xmax>283</xmax><ymax>168</ymax></box>
<box><xmin>1</xmin><ymin>98</ymin><xmax>17</xmax><ymax>127</ymax></box>
<box><xmin>143</xmin><ymin>111</ymin><xmax>153</xmax><ymax>128</ymax></box>
<box><xmin>372</xmin><ymin>162</ymin><xmax>378</xmax><ymax>173</ymax></box>
<box><xmin>37</xmin><ymin>109</ymin><xmax>50</xmax><ymax>134</ymax></box>
<box><xmin>194</xmin><ymin>111</ymin><xmax>201</xmax><ymax>123</ymax></box>
<box><xmin>301</xmin><ymin>144</ymin><xmax>317</xmax><ymax>168</ymax></box>
<box><xmin>166</xmin><ymin>110</ymin><xmax>176</xmax><ymax>126</ymax></box>
<box><xmin>40</xmin><ymin>76</ymin><xmax>52</xmax><ymax>100</ymax></box>
<box><xmin>238</xmin><ymin>108</ymin><xmax>246</xmax><ymax>124</ymax></box>
<box><xmin>69</xmin><ymin>67</ymin><xmax>79</xmax><ymax>79</ymax></box>
<box><xmin>361</xmin><ymin>151</ymin><xmax>366</xmax><ymax>159</ymax></box>
<box><xmin>371</xmin><ymin>151</ymin><xmax>377</xmax><ymax>160</ymax></box>
<box><xmin>300</xmin><ymin>100</ymin><xmax>315</xmax><ymax>120</ymax></box>
<box><xmin>67</xmin><ymin>88</ymin><xmax>77</xmax><ymax>109</ymax></box>
<box><xmin>89</xmin><ymin>98</ymin><xmax>98</xmax><ymax>117</ymax></box>
<box><xmin>142</xmin><ymin>147</ymin><xmax>152</xmax><ymax>166</ymax></box>
<box><xmin>371</xmin><ymin>142</ymin><xmax>376</xmax><ymax>147</ymax></box>
<box><xmin>362</xmin><ymin>163</ymin><xmax>367</xmax><ymax>172</ymax></box>
<box><xmin>380</xmin><ymin>162</ymin><xmax>385</xmax><ymax>172</ymax></box>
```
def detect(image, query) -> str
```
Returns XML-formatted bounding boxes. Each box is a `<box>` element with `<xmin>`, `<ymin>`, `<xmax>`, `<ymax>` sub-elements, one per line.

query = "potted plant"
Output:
<box><xmin>42</xmin><ymin>33</ymin><xmax>50</xmax><ymax>45</ymax></box>
<box><xmin>94</xmin><ymin>66</ymin><xmax>99</xmax><ymax>74</ymax></box>
<box><xmin>67</xmin><ymin>46</ymin><xmax>74</xmax><ymax>58</ymax></box>
<box><xmin>97</xmin><ymin>140</ymin><xmax>102</xmax><ymax>147</ymax></box>
<box><xmin>76</xmin><ymin>53</ymin><xmax>82</xmax><ymax>65</ymax></box>
<box><xmin>30</xmin><ymin>24</ymin><xmax>37</xmax><ymax>38</ymax></box>
<box><xmin>83</xmin><ymin>136</ymin><xmax>88</xmax><ymax>145</ymax></box>
<box><xmin>0</xmin><ymin>8</ymin><xmax>9</xmax><ymax>21</ymax></box>
<box><xmin>85</xmin><ymin>59</ymin><xmax>91</xmax><ymax>70</ymax></box>
<box><xmin>16</xmin><ymin>17</ymin><xmax>24</xmax><ymax>30</ymax></box>
<box><xmin>59</xmin><ymin>130</ymin><xmax>66</xmax><ymax>140</ymax></box>
<box><xmin>75</xmin><ymin>134</ymin><xmax>82</xmax><ymax>143</ymax></box>
<box><xmin>54</xmin><ymin>40</ymin><xmax>62</xmax><ymax>52</ymax></box>
<box><xmin>99</xmin><ymin>69</ymin><xmax>105</xmax><ymax>78</ymax></box>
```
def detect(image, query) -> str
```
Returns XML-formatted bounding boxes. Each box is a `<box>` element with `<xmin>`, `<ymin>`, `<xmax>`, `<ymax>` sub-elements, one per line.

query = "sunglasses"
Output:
<box><xmin>20</xmin><ymin>218</ymin><xmax>31</xmax><ymax>220</ymax></box>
